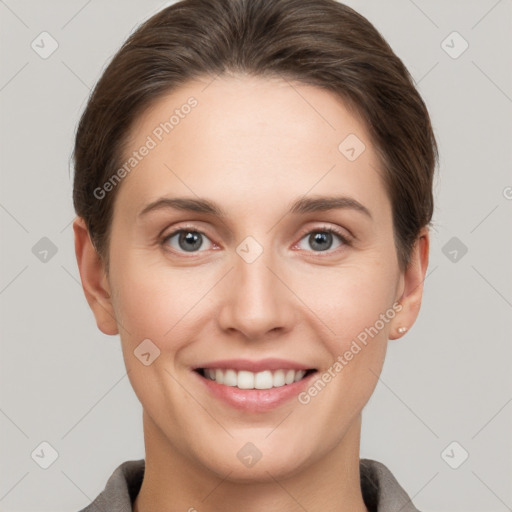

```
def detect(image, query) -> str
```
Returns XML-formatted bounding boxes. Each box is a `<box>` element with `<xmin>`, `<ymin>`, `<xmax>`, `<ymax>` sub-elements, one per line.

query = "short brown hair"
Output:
<box><xmin>72</xmin><ymin>0</ymin><xmax>438</xmax><ymax>272</ymax></box>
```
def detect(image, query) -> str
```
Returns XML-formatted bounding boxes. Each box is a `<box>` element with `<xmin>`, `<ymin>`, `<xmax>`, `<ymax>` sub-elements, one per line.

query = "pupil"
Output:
<box><xmin>311</xmin><ymin>232</ymin><xmax>332</xmax><ymax>251</ymax></box>
<box><xmin>180</xmin><ymin>231</ymin><xmax>202</xmax><ymax>252</ymax></box>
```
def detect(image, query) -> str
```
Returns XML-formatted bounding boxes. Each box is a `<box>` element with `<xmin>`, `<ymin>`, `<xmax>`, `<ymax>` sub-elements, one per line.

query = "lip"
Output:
<box><xmin>192</xmin><ymin>360</ymin><xmax>318</xmax><ymax>412</ymax></box>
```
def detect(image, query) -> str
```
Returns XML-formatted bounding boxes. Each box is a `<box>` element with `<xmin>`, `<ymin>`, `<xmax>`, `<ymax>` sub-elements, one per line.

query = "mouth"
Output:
<box><xmin>192</xmin><ymin>361</ymin><xmax>318</xmax><ymax>412</ymax></box>
<box><xmin>194</xmin><ymin>367</ymin><xmax>317</xmax><ymax>390</ymax></box>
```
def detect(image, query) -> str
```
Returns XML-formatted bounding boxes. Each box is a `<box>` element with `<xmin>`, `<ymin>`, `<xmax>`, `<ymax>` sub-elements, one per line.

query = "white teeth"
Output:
<box><xmin>237</xmin><ymin>370</ymin><xmax>255</xmax><ymax>389</ymax></box>
<box><xmin>294</xmin><ymin>370</ymin><xmax>306</xmax><ymax>382</ymax></box>
<box><xmin>273</xmin><ymin>369</ymin><xmax>285</xmax><ymax>387</ymax></box>
<box><xmin>285</xmin><ymin>369</ymin><xmax>295</xmax><ymax>385</ymax></box>
<box><xmin>223</xmin><ymin>369</ymin><xmax>237</xmax><ymax>386</ymax></box>
<box><xmin>201</xmin><ymin>368</ymin><xmax>311</xmax><ymax>389</ymax></box>
<box><xmin>254</xmin><ymin>370</ymin><xmax>273</xmax><ymax>389</ymax></box>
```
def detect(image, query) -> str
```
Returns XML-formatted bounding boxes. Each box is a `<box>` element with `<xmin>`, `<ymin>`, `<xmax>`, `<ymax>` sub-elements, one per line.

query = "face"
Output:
<box><xmin>75</xmin><ymin>73</ymin><xmax>428</xmax><ymax>482</ymax></box>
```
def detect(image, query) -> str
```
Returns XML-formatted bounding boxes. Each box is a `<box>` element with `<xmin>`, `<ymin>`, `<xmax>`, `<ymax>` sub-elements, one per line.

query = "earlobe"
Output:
<box><xmin>73</xmin><ymin>217</ymin><xmax>119</xmax><ymax>336</ymax></box>
<box><xmin>389</xmin><ymin>227</ymin><xmax>430</xmax><ymax>340</ymax></box>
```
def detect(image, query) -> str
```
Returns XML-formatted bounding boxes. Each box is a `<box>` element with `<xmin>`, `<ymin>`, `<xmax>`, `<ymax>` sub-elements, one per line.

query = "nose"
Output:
<box><xmin>217</xmin><ymin>248</ymin><xmax>297</xmax><ymax>341</ymax></box>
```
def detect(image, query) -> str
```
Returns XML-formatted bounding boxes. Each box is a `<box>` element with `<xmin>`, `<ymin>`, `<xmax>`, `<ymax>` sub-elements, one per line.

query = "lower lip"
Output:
<box><xmin>194</xmin><ymin>370</ymin><xmax>317</xmax><ymax>412</ymax></box>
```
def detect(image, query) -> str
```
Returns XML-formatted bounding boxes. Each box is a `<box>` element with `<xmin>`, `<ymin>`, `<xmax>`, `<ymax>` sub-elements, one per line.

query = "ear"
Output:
<box><xmin>389</xmin><ymin>226</ymin><xmax>430</xmax><ymax>340</ymax></box>
<box><xmin>73</xmin><ymin>217</ymin><xmax>119</xmax><ymax>336</ymax></box>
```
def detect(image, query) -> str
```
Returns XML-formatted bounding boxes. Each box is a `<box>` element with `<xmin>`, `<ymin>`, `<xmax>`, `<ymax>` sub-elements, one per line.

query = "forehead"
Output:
<box><xmin>114</xmin><ymin>73</ymin><xmax>389</xmax><ymax>221</ymax></box>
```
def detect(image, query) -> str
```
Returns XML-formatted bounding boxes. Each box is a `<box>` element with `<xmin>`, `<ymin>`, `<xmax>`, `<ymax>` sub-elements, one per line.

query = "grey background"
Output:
<box><xmin>1</xmin><ymin>1</ymin><xmax>511</xmax><ymax>511</ymax></box>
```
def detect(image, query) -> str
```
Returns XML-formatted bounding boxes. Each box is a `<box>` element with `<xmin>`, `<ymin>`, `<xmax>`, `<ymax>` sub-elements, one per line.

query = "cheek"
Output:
<box><xmin>293</xmin><ymin>265</ymin><xmax>395</xmax><ymax>434</ymax></box>
<box><xmin>294</xmin><ymin>258</ymin><xmax>398</xmax><ymax>343</ymax></box>
<box><xmin>110</xmin><ymin>254</ymin><xmax>216</xmax><ymax>354</ymax></box>
<box><xmin>292</xmin><ymin>255</ymin><xmax>398</xmax><ymax>402</ymax></box>
<box><xmin>110</xmin><ymin>260</ymin><xmax>202</xmax><ymax>416</ymax></box>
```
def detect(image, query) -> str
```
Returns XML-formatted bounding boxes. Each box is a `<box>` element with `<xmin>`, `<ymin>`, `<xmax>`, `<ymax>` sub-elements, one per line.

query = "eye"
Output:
<box><xmin>161</xmin><ymin>227</ymin><xmax>214</xmax><ymax>253</ymax></box>
<box><xmin>160</xmin><ymin>224</ymin><xmax>351</xmax><ymax>256</ymax></box>
<box><xmin>295</xmin><ymin>225</ymin><xmax>351</xmax><ymax>253</ymax></box>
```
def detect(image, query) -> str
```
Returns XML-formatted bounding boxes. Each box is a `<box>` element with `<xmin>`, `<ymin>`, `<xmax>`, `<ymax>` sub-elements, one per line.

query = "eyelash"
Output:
<box><xmin>160</xmin><ymin>224</ymin><xmax>352</xmax><ymax>257</ymax></box>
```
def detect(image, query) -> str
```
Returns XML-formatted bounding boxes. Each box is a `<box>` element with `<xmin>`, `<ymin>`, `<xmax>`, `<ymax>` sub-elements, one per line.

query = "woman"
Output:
<box><xmin>72</xmin><ymin>0</ymin><xmax>437</xmax><ymax>510</ymax></box>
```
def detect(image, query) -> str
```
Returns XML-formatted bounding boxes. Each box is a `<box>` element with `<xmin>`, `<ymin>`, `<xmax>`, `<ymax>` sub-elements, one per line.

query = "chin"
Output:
<box><xmin>188</xmin><ymin>434</ymin><xmax>317</xmax><ymax>483</ymax></box>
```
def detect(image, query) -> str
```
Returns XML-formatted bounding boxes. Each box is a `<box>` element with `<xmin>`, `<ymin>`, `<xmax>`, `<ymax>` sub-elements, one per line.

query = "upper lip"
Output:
<box><xmin>194</xmin><ymin>358</ymin><xmax>316</xmax><ymax>373</ymax></box>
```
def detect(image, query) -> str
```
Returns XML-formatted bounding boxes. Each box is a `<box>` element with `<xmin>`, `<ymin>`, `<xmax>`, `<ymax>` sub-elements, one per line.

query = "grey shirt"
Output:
<box><xmin>78</xmin><ymin>458</ymin><xmax>420</xmax><ymax>512</ymax></box>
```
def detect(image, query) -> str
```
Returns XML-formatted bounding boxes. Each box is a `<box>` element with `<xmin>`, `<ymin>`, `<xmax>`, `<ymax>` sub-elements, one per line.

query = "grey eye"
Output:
<box><xmin>297</xmin><ymin>230</ymin><xmax>344</xmax><ymax>252</ymax></box>
<box><xmin>165</xmin><ymin>230</ymin><xmax>212</xmax><ymax>252</ymax></box>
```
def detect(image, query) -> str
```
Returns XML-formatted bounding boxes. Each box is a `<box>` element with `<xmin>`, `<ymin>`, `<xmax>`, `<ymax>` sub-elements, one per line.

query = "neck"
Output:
<box><xmin>134</xmin><ymin>411</ymin><xmax>368</xmax><ymax>512</ymax></box>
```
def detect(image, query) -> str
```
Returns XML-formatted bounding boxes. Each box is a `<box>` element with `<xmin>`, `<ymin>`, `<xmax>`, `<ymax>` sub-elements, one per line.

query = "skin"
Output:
<box><xmin>74</xmin><ymin>73</ymin><xmax>429</xmax><ymax>512</ymax></box>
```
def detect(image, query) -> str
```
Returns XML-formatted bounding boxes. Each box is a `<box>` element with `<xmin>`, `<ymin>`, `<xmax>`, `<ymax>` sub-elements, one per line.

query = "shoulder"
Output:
<box><xmin>76</xmin><ymin>459</ymin><xmax>145</xmax><ymax>512</ymax></box>
<box><xmin>360</xmin><ymin>458</ymin><xmax>422</xmax><ymax>512</ymax></box>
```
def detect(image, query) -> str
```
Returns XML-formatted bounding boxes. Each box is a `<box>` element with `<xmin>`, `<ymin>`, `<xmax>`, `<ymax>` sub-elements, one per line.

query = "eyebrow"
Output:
<box><xmin>138</xmin><ymin>195</ymin><xmax>372</xmax><ymax>219</ymax></box>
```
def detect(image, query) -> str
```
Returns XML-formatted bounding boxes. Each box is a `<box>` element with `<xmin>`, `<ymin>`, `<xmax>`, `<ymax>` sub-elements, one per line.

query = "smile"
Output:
<box><xmin>196</xmin><ymin>368</ymin><xmax>316</xmax><ymax>390</ymax></box>
<box><xmin>192</xmin><ymin>360</ymin><xmax>319</xmax><ymax>412</ymax></box>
